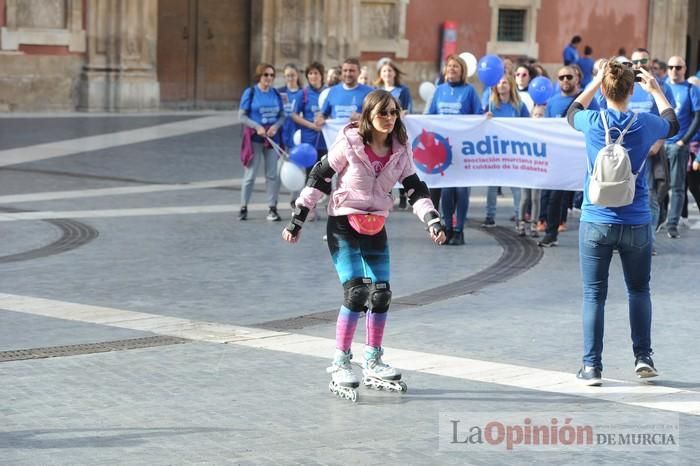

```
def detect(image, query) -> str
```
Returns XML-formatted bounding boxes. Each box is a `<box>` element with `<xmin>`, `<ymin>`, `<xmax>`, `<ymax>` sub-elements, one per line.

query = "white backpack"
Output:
<box><xmin>588</xmin><ymin>111</ymin><xmax>642</xmax><ymax>208</ymax></box>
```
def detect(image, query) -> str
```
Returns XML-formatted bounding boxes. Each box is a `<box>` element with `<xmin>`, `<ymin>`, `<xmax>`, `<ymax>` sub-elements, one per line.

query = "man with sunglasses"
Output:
<box><xmin>539</xmin><ymin>66</ymin><xmax>599</xmax><ymax>247</ymax></box>
<box><xmin>663</xmin><ymin>56</ymin><xmax>700</xmax><ymax>238</ymax></box>
<box><xmin>622</xmin><ymin>49</ymin><xmax>677</xmax><ymax>250</ymax></box>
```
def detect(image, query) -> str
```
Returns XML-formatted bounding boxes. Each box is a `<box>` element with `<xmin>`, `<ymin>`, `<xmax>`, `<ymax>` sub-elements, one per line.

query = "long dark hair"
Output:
<box><xmin>358</xmin><ymin>90</ymin><xmax>408</xmax><ymax>146</ymax></box>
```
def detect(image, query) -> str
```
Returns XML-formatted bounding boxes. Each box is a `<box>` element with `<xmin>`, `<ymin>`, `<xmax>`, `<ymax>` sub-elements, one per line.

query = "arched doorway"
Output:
<box><xmin>157</xmin><ymin>0</ymin><xmax>251</xmax><ymax>109</ymax></box>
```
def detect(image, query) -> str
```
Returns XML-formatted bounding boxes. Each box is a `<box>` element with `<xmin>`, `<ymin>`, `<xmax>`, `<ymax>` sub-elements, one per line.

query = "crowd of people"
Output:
<box><xmin>237</xmin><ymin>41</ymin><xmax>700</xmax><ymax>253</ymax></box>
<box><xmin>235</xmin><ymin>36</ymin><xmax>699</xmax><ymax>397</ymax></box>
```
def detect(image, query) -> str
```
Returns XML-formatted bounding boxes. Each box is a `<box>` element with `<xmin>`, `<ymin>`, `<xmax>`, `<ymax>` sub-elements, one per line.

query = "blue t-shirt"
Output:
<box><xmin>597</xmin><ymin>82</ymin><xmax>676</xmax><ymax>116</ymax></box>
<box><xmin>487</xmin><ymin>100</ymin><xmax>530</xmax><ymax>118</ymax></box>
<box><xmin>278</xmin><ymin>86</ymin><xmax>304</xmax><ymax>148</ymax></box>
<box><xmin>573</xmin><ymin>109</ymin><xmax>670</xmax><ymax>224</ymax></box>
<box><xmin>320</xmin><ymin>84</ymin><xmax>374</xmax><ymax>121</ymax></box>
<box><xmin>293</xmin><ymin>85</ymin><xmax>327</xmax><ymax>151</ymax></box>
<box><xmin>378</xmin><ymin>84</ymin><xmax>413</xmax><ymax>113</ymax></box>
<box><xmin>546</xmin><ymin>93</ymin><xmax>599</xmax><ymax>118</ymax></box>
<box><xmin>240</xmin><ymin>85</ymin><xmax>284</xmax><ymax>142</ymax></box>
<box><xmin>578</xmin><ymin>57</ymin><xmax>594</xmax><ymax>87</ymax></box>
<box><xmin>563</xmin><ymin>45</ymin><xmax>579</xmax><ymax>65</ymax></box>
<box><xmin>666</xmin><ymin>81</ymin><xmax>700</xmax><ymax>143</ymax></box>
<box><xmin>427</xmin><ymin>83</ymin><xmax>483</xmax><ymax>115</ymax></box>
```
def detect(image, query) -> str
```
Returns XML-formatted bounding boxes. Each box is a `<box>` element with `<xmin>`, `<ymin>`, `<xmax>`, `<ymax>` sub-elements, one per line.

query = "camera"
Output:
<box><xmin>634</xmin><ymin>69</ymin><xmax>643</xmax><ymax>82</ymax></box>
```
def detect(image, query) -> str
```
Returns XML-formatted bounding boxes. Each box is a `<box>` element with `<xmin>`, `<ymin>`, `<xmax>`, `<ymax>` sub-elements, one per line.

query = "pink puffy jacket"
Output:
<box><xmin>296</xmin><ymin>123</ymin><xmax>437</xmax><ymax>221</ymax></box>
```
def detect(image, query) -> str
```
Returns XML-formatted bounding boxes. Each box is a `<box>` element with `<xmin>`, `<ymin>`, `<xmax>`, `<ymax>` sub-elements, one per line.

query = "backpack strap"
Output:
<box><xmin>599</xmin><ymin>110</ymin><xmax>636</xmax><ymax>144</ymax></box>
<box><xmin>615</xmin><ymin>113</ymin><xmax>637</xmax><ymax>144</ymax></box>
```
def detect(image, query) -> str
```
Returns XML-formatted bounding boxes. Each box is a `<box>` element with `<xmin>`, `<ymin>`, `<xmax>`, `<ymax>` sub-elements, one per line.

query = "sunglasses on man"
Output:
<box><xmin>558</xmin><ymin>74</ymin><xmax>574</xmax><ymax>81</ymax></box>
<box><xmin>631</xmin><ymin>58</ymin><xmax>649</xmax><ymax>65</ymax></box>
<box><xmin>668</xmin><ymin>65</ymin><xmax>684</xmax><ymax>71</ymax></box>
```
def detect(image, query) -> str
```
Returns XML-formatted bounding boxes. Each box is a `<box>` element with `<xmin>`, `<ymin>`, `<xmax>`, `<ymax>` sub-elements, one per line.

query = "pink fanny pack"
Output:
<box><xmin>348</xmin><ymin>214</ymin><xmax>385</xmax><ymax>235</ymax></box>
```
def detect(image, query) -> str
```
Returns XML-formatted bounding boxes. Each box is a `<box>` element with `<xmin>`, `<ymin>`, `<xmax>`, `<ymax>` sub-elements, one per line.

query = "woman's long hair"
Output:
<box><xmin>489</xmin><ymin>74</ymin><xmax>521</xmax><ymax>110</ymax></box>
<box><xmin>374</xmin><ymin>60</ymin><xmax>404</xmax><ymax>88</ymax></box>
<box><xmin>602</xmin><ymin>59</ymin><xmax>635</xmax><ymax>103</ymax></box>
<box><xmin>358</xmin><ymin>90</ymin><xmax>408</xmax><ymax>146</ymax></box>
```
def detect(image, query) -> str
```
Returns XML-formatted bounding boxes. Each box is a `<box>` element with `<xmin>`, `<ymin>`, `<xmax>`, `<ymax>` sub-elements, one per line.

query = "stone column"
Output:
<box><xmin>251</xmin><ymin>0</ymin><xmax>360</xmax><ymax>71</ymax></box>
<box><xmin>79</xmin><ymin>0</ymin><xmax>159</xmax><ymax>112</ymax></box>
<box><xmin>647</xmin><ymin>0</ymin><xmax>688</xmax><ymax>61</ymax></box>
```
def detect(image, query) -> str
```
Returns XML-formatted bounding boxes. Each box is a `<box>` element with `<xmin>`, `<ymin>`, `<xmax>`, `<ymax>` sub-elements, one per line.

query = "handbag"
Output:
<box><xmin>240</xmin><ymin>126</ymin><xmax>256</xmax><ymax>167</ymax></box>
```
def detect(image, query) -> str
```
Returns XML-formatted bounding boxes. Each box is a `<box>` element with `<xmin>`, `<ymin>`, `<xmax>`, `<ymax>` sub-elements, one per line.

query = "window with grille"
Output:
<box><xmin>497</xmin><ymin>9</ymin><xmax>526</xmax><ymax>42</ymax></box>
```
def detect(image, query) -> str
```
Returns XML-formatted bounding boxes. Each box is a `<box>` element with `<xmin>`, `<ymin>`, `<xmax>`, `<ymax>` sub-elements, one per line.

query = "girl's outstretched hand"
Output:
<box><xmin>282</xmin><ymin>229</ymin><xmax>301</xmax><ymax>243</ymax></box>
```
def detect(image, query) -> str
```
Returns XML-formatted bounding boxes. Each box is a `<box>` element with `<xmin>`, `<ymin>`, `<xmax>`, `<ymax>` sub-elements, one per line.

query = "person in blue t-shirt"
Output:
<box><xmin>278</xmin><ymin>64</ymin><xmax>305</xmax><ymax>150</ymax></box>
<box><xmin>539</xmin><ymin>65</ymin><xmax>598</xmax><ymax>247</ymax></box>
<box><xmin>375</xmin><ymin>60</ymin><xmax>413</xmax><ymax>209</ymax></box>
<box><xmin>316</xmin><ymin>57</ymin><xmax>374</xmax><ymax>125</ymax></box>
<box><xmin>663</xmin><ymin>56</ymin><xmax>700</xmax><ymax>238</ymax></box>
<box><xmin>624</xmin><ymin>49</ymin><xmax>676</xmax><ymax>251</ymax></box>
<box><xmin>426</xmin><ymin>54</ymin><xmax>484</xmax><ymax>246</ymax></box>
<box><xmin>238</xmin><ymin>63</ymin><xmax>286</xmax><ymax>222</ymax></box>
<box><xmin>688</xmin><ymin>77</ymin><xmax>700</xmax><ymax>215</ymax></box>
<box><xmin>563</xmin><ymin>35</ymin><xmax>582</xmax><ymax>66</ymax></box>
<box><xmin>483</xmin><ymin>74</ymin><xmax>529</xmax><ymax>229</ymax></box>
<box><xmin>567</xmin><ymin>61</ymin><xmax>678</xmax><ymax>386</ymax></box>
<box><xmin>577</xmin><ymin>45</ymin><xmax>594</xmax><ymax>88</ymax></box>
<box><xmin>290</xmin><ymin>62</ymin><xmax>328</xmax><ymax>218</ymax></box>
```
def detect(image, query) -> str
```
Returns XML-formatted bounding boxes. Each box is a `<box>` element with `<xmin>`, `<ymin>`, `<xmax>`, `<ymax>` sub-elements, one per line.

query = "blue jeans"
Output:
<box><xmin>664</xmin><ymin>143</ymin><xmax>689</xmax><ymax>228</ymax></box>
<box><xmin>485</xmin><ymin>186</ymin><xmax>521</xmax><ymax>220</ymax></box>
<box><xmin>579</xmin><ymin>222</ymin><xmax>653</xmax><ymax>369</ymax></box>
<box><xmin>441</xmin><ymin>187</ymin><xmax>470</xmax><ymax>231</ymax></box>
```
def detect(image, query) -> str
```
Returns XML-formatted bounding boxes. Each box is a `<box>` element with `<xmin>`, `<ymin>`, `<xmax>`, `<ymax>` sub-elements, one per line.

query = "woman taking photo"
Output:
<box><xmin>238</xmin><ymin>63</ymin><xmax>286</xmax><ymax>222</ymax></box>
<box><xmin>426</xmin><ymin>55</ymin><xmax>483</xmax><ymax>245</ymax></box>
<box><xmin>282</xmin><ymin>90</ymin><xmax>446</xmax><ymax>402</ymax></box>
<box><xmin>567</xmin><ymin>60</ymin><xmax>678</xmax><ymax>386</ymax></box>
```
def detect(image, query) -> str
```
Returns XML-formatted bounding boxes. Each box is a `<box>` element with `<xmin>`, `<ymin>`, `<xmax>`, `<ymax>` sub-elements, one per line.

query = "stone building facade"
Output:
<box><xmin>0</xmin><ymin>0</ymin><xmax>697</xmax><ymax>112</ymax></box>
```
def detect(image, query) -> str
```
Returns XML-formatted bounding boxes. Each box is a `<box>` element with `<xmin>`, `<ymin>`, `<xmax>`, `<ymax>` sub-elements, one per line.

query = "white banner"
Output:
<box><xmin>321</xmin><ymin>116</ymin><xmax>587</xmax><ymax>190</ymax></box>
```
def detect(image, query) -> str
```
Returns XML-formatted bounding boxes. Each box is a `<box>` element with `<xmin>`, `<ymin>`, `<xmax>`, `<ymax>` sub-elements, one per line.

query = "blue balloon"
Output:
<box><xmin>529</xmin><ymin>76</ymin><xmax>554</xmax><ymax>105</ymax></box>
<box><xmin>477</xmin><ymin>55</ymin><xmax>505</xmax><ymax>87</ymax></box>
<box><xmin>289</xmin><ymin>143</ymin><xmax>317</xmax><ymax>168</ymax></box>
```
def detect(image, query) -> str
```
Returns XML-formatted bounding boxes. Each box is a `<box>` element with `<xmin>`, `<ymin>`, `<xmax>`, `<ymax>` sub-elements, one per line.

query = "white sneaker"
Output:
<box><xmin>363</xmin><ymin>346</ymin><xmax>401</xmax><ymax>381</ymax></box>
<box><xmin>327</xmin><ymin>349</ymin><xmax>359</xmax><ymax>387</ymax></box>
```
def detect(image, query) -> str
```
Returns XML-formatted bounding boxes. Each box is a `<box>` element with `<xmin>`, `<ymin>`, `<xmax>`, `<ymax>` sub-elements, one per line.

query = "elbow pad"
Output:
<box><xmin>307</xmin><ymin>156</ymin><xmax>335</xmax><ymax>194</ymax></box>
<box><xmin>402</xmin><ymin>174</ymin><xmax>430</xmax><ymax>205</ymax></box>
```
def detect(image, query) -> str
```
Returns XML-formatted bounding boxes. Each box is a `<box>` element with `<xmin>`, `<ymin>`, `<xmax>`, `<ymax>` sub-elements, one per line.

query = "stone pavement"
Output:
<box><xmin>0</xmin><ymin>112</ymin><xmax>699</xmax><ymax>465</ymax></box>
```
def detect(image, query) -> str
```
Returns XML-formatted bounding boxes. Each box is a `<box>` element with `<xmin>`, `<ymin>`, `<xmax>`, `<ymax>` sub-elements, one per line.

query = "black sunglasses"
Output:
<box><xmin>376</xmin><ymin>109</ymin><xmax>400</xmax><ymax>117</ymax></box>
<box><xmin>558</xmin><ymin>74</ymin><xmax>574</xmax><ymax>81</ymax></box>
<box><xmin>263</xmin><ymin>72</ymin><xmax>275</xmax><ymax>77</ymax></box>
<box><xmin>631</xmin><ymin>58</ymin><xmax>649</xmax><ymax>65</ymax></box>
<box><xmin>668</xmin><ymin>65</ymin><xmax>684</xmax><ymax>70</ymax></box>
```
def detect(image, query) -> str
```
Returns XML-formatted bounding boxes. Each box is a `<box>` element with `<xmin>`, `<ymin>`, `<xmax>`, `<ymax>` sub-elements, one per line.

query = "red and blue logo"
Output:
<box><xmin>411</xmin><ymin>130</ymin><xmax>452</xmax><ymax>175</ymax></box>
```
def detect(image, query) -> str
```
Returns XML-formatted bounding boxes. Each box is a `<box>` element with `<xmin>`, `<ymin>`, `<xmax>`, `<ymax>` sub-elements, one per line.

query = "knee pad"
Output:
<box><xmin>343</xmin><ymin>277</ymin><xmax>371</xmax><ymax>312</ymax></box>
<box><xmin>370</xmin><ymin>281</ymin><xmax>392</xmax><ymax>313</ymax></box>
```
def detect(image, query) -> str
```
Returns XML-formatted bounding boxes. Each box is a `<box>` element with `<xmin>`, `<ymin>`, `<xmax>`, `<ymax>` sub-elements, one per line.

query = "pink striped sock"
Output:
<box><xmin>335</xmin><ymin>306</ymin><xmax>360</xmax><ymax>352</ymax></box>
<box><xmin>365</xmin><ymin>311</ymin><xmax>387</xmax><ymax>348</ymax></box>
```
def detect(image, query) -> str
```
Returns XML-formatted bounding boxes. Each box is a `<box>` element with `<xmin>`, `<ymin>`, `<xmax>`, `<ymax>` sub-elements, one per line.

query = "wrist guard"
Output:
<box><xmin>285</xmin><ymin>205</ymin><xmax>310</xmax><ymax>237</ymax></box>
<box><xmin>423</xmin><ymin>211</ymin><xmax>445</xmax><ymax>236</ymax></box>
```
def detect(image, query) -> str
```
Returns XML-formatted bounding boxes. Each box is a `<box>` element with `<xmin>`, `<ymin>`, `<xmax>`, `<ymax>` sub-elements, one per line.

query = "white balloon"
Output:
<box><xmin>280</xmin><ymin>161</ymin><xmax>306</xmax><ymax>191</ymax></box>
<box><xmin>459</xmin><ymin>52</ymin><xmax>478</xmax><ymax>77</ymax></box>
<box><xmin>293</xmin><ymin>129</ymin><xmax>301</xmax><ymax>146</ymax></box>
<box><xmin>376</xmin><ymin>57</ymin><xmax>392</xmax><ymax>70</ymax></box>
<box><xmin>418</xmin><ymin>81</ymin><xmax>436</xmax><ymax>102</ymax></box>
